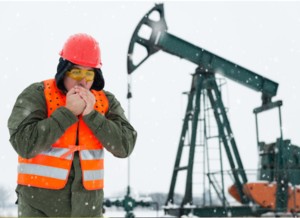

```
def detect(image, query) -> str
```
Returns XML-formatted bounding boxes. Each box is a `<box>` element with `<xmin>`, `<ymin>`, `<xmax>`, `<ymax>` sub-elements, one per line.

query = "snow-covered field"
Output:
<box><xmin>0</xmin><ymin>206</ymin><xmax>175</xmax><ymax>217</ymax></box>
<box><xmin>1</xmin><ymin>206</ymin><xmax>298</xmax><ymax>217</ymax></box>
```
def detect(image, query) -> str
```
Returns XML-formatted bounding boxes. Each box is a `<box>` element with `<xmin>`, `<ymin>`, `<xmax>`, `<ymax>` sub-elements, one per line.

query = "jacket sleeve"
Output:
<box><xmin>82</xmin><ymin>90</ymin><xmax>137</xmax><ymax>158</ymax></box>
<box><xmin>7</xmin><ymin>82</ymin><xmax>79</xmax><ymax>159</ymax></box>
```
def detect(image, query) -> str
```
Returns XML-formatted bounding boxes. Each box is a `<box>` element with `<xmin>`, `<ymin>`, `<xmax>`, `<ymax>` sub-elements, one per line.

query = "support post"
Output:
<box><xmin>181</xmin><ymin>73</ymin><xmax>204</xmax><ymax>206</ymax></box>
<box><xmin>165</xmin><ymin>73</ymin><xmax>197</xmax><ymax>205</ymax></box>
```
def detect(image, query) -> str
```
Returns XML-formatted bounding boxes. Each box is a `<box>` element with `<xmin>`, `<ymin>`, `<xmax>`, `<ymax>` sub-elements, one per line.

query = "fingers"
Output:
<box><xmin>75</xmin><ymin>86</ymin><xmax>87</xmax><ymax>95</ymax></box>
<box><xmin>79</xmin><ymin>92</ymin><xmax>90</xmax><ymax>105</ymax></box>
<box><xmin>75</xmin><ymin>86</ymin><xmax>94</xmax><ymax>98</ymax></box>
<box><xmin>77</xmin><ymin>89</ymin><xmax>95</xmax><ymax>106</ymax></box>
<box><xmin>79</xmin><ymin>91</ymin><xmax>93</xmax><ymax>102</ymax></box>
<box><xmin>75</xmin><ymin>86</ymin><xmax>89</xmax><ymax>92</ymax></box>
<box><xmin>67</xmin><ymin>87</ymin><xmax>76</xmax><ymax>97</ymax></box>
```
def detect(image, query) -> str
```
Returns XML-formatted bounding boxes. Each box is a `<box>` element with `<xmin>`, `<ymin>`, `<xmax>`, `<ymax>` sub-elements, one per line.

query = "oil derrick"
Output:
<box><xmin>124</xmin><ymin>3</ymin><xmax>300</xmax><ymax>217</ymax></box>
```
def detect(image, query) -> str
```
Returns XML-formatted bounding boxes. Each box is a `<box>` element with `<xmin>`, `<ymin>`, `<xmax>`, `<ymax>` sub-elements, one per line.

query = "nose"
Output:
<box><xmin>79</xmin><ymin>77</ymin><xmax>87</xmax><ymax>86</ymax></box>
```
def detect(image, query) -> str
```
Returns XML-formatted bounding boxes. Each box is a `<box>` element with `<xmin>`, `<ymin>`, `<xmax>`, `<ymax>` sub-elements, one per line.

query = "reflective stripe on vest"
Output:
<box><xmin>84</xmin><ymin>169</ymin><xmax>104</xmax><ymax>181</ymax></box>
<box><xmin>40</xmin><ymin>147</ymin><xmax>72</xmax><ymax>160</ymax></box>
<box><xmin>17</xmin><ymin>78</ymin><xmax>109</xmax><ymax>190</ymax></box>
<box><xmin>81</xmin><ymin>149</ymin><xmax>104</xmax><ymax>160</ymax></box>
<box><xmin>18</xmin><ymin>163</ymin><xmax>68</xmax><ymax>180</ymax></box>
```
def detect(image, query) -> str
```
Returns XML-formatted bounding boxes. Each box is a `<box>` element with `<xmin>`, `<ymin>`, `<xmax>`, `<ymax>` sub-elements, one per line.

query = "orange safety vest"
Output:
<box><xmin>17</xmin><ymin>79</ymin><xmax>109</xmax><ymax>190</ymax></box>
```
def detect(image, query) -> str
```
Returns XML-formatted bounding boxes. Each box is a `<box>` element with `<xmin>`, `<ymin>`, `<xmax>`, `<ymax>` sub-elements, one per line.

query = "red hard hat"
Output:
<box><xmin>59</xmin><ymin>33</ymin><xmax>102</xmax><ymax>68</ymax></box>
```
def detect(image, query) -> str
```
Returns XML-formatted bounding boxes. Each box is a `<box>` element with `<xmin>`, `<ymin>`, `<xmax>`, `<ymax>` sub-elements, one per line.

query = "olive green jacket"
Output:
<box><xmin>8</xmin><ymin>82</ymin><xmax>137</xmax><ymax>217</ymax></box>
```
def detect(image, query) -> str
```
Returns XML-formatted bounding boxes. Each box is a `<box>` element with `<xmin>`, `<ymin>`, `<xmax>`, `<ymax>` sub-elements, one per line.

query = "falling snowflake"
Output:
<box><xmin>40</xmin><ymin>125</ymin><xmax>46</xmax><ymax>131</ymax></box>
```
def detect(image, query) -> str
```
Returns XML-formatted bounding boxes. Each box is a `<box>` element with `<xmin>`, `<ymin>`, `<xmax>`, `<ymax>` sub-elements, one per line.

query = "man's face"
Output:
<box><xmin>63</xmin><ymin>65</ymin><xmax>94</xmax><ymax>91</ymax></box>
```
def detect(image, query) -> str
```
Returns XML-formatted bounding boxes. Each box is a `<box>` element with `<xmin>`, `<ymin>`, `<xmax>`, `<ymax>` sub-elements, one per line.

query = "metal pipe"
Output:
<box><xmin>255</xmin><ymin>113</ymin><xmax>259</xmax><ymax>146</ymax></box>
<box><xmin>127</xmin><ymin>74</ymin><xmax>132</xmax><ymax>192</ymax></box>
<box><xmin>278</xmin><ymin>106</ymin><xmax>283</xmax><ymax>139</ymax></box>
<box><xmin>203</xmin><ymin>91</ymin><xmax>207</xmax><ymax>206</ymax></box>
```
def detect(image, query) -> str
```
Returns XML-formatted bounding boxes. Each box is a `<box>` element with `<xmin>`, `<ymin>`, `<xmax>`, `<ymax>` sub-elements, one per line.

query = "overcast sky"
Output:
<box><xmin>1</xmin><ymin>1</ymin><xmax>300</xmax><ymax>204</ymax></box>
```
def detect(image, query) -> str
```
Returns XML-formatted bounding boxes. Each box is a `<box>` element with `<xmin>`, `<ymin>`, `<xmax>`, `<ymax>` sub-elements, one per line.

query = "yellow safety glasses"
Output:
<box><xmin>66</xmin><ymin>69</ymin><xmax>95</xmax><ymax>82</ymax></box>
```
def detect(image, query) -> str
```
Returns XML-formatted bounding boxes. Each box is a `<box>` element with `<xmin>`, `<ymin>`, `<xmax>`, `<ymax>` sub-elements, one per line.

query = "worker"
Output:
<box><xmin>7</xmin><ymin>33</ymin><xmax>137</xmax><ymax>217</ymax></box>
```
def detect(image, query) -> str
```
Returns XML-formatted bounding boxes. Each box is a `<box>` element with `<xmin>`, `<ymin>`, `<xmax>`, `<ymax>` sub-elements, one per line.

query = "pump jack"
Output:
<box><xmin>127</xmin><ymin>4</ymin><xmax>300</xmax><ymax>217</ymax></box>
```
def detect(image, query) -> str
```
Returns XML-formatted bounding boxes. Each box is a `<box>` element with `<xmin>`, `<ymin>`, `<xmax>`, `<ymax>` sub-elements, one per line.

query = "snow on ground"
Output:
<box><xmin>0</xmin><ymin>206</ymin><xmax>176</xmax><ymax>217</ymax></box>
<box><xmin>103</xmin><ymin>207</ymin><xmax>176</xmax><ymax>217</ymax></box>
<box><xmin>1</xmin><ymin>206</ymin><xmax>298</xmax><ymax>217</ymax></box>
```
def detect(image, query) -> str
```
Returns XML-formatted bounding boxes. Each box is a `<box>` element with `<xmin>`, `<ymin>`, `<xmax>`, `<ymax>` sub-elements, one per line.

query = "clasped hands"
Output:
<box><xmin>65</xmin><ymin>86</ymin><xmax>95</xmax><ymax>116</ymax></box>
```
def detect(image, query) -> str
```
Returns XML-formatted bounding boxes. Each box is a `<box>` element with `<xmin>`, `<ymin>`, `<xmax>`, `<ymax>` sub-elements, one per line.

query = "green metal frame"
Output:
<box><xmin>125</xmin><ymin>3</ymin><xmax>300</xmax><ymax>217</ymax></box>
<box><xmin>165</xmin><ymin>68</ymin><xmax>249</xmax><ymax>208</ymax></box>
<box><xmin>127</xmin><ymin>4</ymin><xmax>279</xmax><ymax>104</ymax></box>
<box><xmin>127</xmin><ymin>6</ymin><xmax>280</xmax><ymax>207</ymax></box>
<box><xmin>254</xmin><ymin>101</ymin><xmax>289</xmax><ymax>212</ymax></box>
<box><xmin>201</xmin><ymin>81</ymin><xmax>228</xmax><ymax>208</ymax></box>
